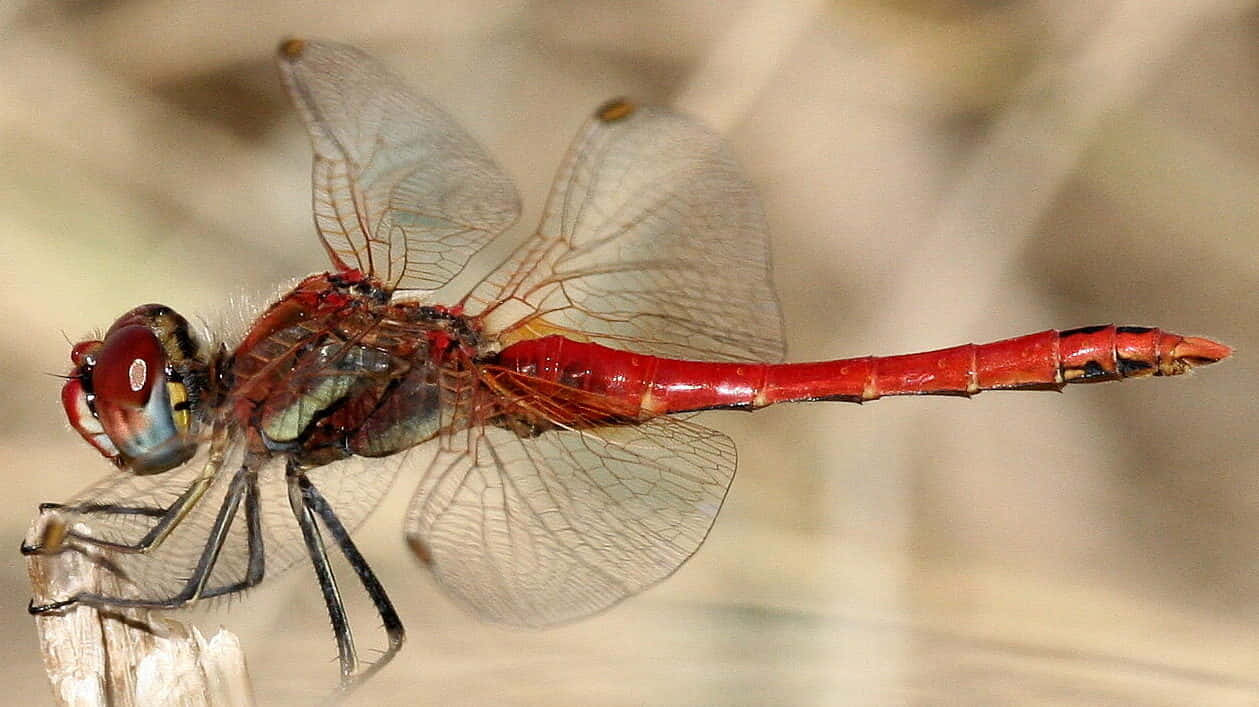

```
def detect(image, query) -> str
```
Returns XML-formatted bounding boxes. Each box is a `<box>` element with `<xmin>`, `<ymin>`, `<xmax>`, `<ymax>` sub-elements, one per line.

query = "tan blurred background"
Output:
<box><xmin>2</xmin><ymin>1</ymin><xmax>1256</xmax><ymax>705</ymax></box>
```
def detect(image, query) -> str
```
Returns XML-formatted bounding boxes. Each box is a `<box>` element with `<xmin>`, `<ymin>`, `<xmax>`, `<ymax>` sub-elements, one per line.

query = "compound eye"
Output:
<box><xmin>93</xmin><ymin>325</ymin><xmax>164</xmax><ymax>407</ymax></box>
<box><xmin>74</xmin><ymin>324</ymin><xmax>194</xmax><ymax>473</ymax></box>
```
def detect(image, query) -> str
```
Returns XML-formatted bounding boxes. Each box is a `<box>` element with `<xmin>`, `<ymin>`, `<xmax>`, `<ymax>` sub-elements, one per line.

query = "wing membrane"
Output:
<box><xmin>405</xmin><ymin>365</ymin><xmax>736</xmax><ymax>626</ymax></box>
<box><xmin>278</xmin><ymin>39</ymin><xmax>521</xmax><ymax>290</ymax></box>
<box><xmin>467</xmin><ymin>101</ymin><xmax>785</xmax><ymax>362</ymax></box>
<box><xmin>43</xmin><ymin>431</ymin><xmax>406</xmax><ymax>603</ymax></box>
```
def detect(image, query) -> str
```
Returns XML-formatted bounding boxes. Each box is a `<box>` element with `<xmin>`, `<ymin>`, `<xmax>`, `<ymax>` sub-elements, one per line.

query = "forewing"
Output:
<box><xmin>45</xmin><ymin>438</ymin><xmax>254</xmax><ymax>600</ymax></box>
<box><xmin>466</xmin><ymin>100</ymin><xmax>785</xmax><ymax>362</ymax></box>
<box><xmin>277</xmin><ymin>39</ymin><xmax>521</xmax><ymax>290</ymax></box>
<box><xmin>405</xmin><ymin>411</ymin><xmax>736</xmax><ymax>627</ymax></box>
<box><xmin>43</xmin><ymin>430</ymin><xmax>406</xmax><ymax>603</ymax></box>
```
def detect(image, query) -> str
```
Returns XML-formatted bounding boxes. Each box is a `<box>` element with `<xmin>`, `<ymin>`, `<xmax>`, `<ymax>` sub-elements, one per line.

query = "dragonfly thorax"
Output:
<box><xmin>227</xmin><ymin>273</ymin><xmax>467</xmax><ymax>468</ymax></box>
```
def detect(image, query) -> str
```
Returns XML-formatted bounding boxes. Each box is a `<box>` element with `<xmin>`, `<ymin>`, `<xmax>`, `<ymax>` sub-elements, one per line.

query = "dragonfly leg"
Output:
<box><xmin>287</xmin><ymin>466</ymin><xmax>359</xmax><ymax>684</ymax></box>
<box><xmin>21</xmin><ymin>475</ymin><xmax>214</xmax><ymax>557</ymax></box>
<box><xmin>200</xmin><ymin>468</ymin><xmax>266</xmax><ymax>599</ymax></box>
<box><xmin>28</xmin><ymin>467</ymin><xmax>265</xmax><ymax>612</ymax></box>
<box><xmin>287</xmin><ymin>463</ymin><xmax>404</xmax><ymax>692</ymax></box>
<box><xmin>36</xmin><ymin>501</ymin><xmax>164</xmax><ymax>517</ymax></box>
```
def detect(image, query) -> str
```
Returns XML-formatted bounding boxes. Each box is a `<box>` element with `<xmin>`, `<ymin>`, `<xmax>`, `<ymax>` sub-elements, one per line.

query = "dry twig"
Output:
<box><xmin>25</xmin><ymin>517</ymin><xmax>254</xmax><ymax>707</ymax></box>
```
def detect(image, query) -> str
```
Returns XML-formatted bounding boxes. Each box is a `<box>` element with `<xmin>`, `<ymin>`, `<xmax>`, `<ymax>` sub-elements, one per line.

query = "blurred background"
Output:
<box><xmin>1</xmin><ymin>1</ymin><xmax>1256</xmax><ymax>705</ymax></box>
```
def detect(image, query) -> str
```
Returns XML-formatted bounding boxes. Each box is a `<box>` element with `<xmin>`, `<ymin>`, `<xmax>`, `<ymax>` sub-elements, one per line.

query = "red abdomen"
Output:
<box><xmin>494</xmin><ymin>326</ymin><xmax>1230</xmax><ymax>418</ymax></box>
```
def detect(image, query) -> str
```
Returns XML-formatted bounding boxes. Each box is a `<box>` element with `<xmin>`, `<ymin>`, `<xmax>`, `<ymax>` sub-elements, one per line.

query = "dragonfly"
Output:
<box><xmin>25</xmin><ymin>38</ymin><xmax>1231</xmax><ymax>690</ymax></box>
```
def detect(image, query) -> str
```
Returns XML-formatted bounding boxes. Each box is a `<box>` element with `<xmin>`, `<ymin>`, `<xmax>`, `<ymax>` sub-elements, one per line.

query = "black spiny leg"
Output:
<box><xmin>28</xmin><ymin>468</ymin><xmax>264</xmax><ymax>613</ymax></box>
<box><xmin>286</xmin><ymin>461</ymin><xmax>405</xmax><ymax>692</ymax></box>
<box><xmin>21</xmin><ymin>474</ymin><xmax>215</xmax><ymax>557</ymax></box>
<box><xmin>287</xmin><ymin>463</ymin><xmax>359</xmax><ymax>685</ymax></box>
<box><xmin>200</xmin><ymin>468</ymin><xmax>266</xmax><ymax>599</ymax></box>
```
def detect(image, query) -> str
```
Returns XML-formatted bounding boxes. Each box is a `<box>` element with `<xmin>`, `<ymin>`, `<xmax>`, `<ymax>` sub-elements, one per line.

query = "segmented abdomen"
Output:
<box><xmin>494</xmin><ymin>326</ymin><xmax>1231</xmax><ymax>417</ymax></box>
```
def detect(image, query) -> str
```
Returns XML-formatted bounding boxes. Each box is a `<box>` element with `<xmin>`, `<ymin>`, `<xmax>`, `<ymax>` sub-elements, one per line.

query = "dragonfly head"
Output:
<box><xmin>62</xmin><ymin>304</ymin><xmax>209</xmax><ymax>474</ymax></box>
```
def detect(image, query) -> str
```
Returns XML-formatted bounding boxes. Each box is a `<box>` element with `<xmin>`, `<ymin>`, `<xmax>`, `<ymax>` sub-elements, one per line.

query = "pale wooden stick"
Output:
<box><xmin>25</xmin><ymin>517</ymin><xmax>255</xmax><ymax>707</ymax></box>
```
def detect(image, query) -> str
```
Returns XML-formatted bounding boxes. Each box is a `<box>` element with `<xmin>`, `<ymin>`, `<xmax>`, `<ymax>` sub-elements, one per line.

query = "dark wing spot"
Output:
<box><xmin>595</xmin><ymin>98</ymin><xmax>636</xmax><ymax>123</ymax></box>
<box><xmin>278</xmin><ymin>38</ymin><xmax>306</xmax><ymax>60</ymax></box>
<box><xmin>408</xmin><ymin>535</ymin><xmax>434</xmax><ymax>565</ymax></box>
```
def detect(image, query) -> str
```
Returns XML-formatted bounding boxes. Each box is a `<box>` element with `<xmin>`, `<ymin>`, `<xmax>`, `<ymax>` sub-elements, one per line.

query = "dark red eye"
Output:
<box><xmin>92</xmin><ymin>325</ymin><xmax>164</xmax><ymax>407</ymax></box>
<box><xmin>62</xmin><ymin>308</ymin><xmax>201</xmax><ymax>473</ymax></box>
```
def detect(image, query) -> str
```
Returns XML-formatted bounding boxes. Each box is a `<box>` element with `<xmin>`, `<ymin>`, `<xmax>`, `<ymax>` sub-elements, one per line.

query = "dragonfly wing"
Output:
<box><xmin>277</xmin><ymin>39</ymin><xmax>521</xmax><ymax>291</ymax></box>
<box><xmin>44</xmin><ymin>437</ymin><xmax>253</xmax><ymax>600</ymax></box>
<box><xmin>465</xmin><ymin>100</ymin><xmax>785</xmax><ymax>363</ymax></box>
<box><xmin>405</xmin><ymin>415</ymin><xmax>736</xmax><ymax>627</ymax></box>
<box><xmin>262</xmin><ymin>448</ymin><xmax>411</xmax><ymax>579</ymax></box>
<box><xmin>42</xmin><ymin>431</ymin><xmax>407</xmax><ymax>603</ymax></box>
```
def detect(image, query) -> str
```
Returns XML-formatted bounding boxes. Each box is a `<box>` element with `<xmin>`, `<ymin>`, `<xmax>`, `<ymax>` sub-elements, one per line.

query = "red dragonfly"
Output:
<box><xmin>26</xmin><ymin>39</ymin><xmax>1230</xmax><ymax>689</ymax></box>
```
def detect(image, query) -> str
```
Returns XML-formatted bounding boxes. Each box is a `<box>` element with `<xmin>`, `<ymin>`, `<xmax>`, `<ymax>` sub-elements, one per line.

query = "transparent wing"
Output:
<box><xmin>466</xmin><ymin>100</ymin><xmax>785</xmax><ymax>363</ymax></box>
<box><xmin>45</xmin><ymin>429</ymin><xmax>405</xmax><ymax>602</ymax></box>
<box><xmin>277</xmin><ymin>39</ymin><xmax>521</xmax><ymax>291</ymax></box>
<box><xmin>405</xmin><ymin>369</ymin><xmax>736</xmax><ymax>627</ymax></box>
